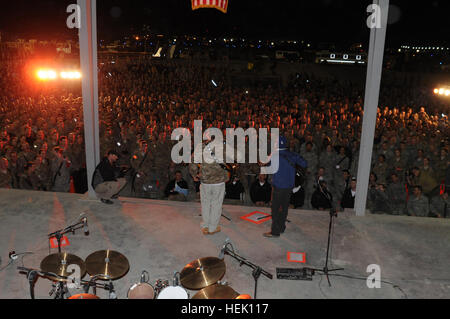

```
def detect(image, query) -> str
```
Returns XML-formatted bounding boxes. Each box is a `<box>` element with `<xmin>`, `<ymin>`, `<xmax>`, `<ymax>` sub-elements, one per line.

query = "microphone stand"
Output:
<box><xmin>310</xmin><ymin>208</ymin><xmax>343</xmax><ymax>287</ymax></box>
<box><xmin>48</xmin><ymin>219</ymin><xmax>86</xmax><ymax>253</ymax></box>
<box><xmin>223</xmin><ymin>245</ymin><xmax>272</xmax><ymax>299</ymax></box>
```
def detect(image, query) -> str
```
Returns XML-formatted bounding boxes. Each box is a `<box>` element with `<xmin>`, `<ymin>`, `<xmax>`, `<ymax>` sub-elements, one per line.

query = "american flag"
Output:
<box><xmin>191</xmin><ymin>0</ymin><xmax>229</xmax><ymax>13</ymax></box>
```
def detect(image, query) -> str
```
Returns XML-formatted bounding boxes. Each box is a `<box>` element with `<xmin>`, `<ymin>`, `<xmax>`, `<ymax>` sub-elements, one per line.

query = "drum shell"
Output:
<box><xmin>68</xmin><ymin>293</ymin><xmax>100</xmax><ymax>299</ymax></box>
<box><xmin>127</xmin><ymin>282</ymin><xmax>155</xmax><ymax>299</ymax></box>
<box><xmin>156</xmin><ymin>286</ymin><xmax>189</xmax><ymax>299</ymax></box>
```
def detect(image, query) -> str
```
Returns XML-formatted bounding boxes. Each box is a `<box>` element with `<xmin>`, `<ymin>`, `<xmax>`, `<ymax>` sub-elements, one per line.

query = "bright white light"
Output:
<box><xmin>36</xmin><ymin>69</ymin><xmax>57</xmax><ymax>80</ymax></box>
<box><xmin>60</xmin><ymin>71</ymin><xmax>81</xmax><ymax>79</ymax></box>
<box><xmin>211</xmin><ymin>80</ymin><xmax>217</xmax><ymax>87</ymax></box>
<box><xmin>439</xmin><ymin>88</ymin><xmax>444</xmax><ymax>95</ymax></box>
<box><xmin>326</xmin><ymin>60</ymin><xmax>355</xmax><ymax>64</ymax></box>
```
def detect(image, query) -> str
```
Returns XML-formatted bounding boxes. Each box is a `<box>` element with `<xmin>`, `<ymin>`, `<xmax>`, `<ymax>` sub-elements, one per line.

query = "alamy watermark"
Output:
<box><xmin>171</xmin><ymin>120</ymin><xmax>279</xmax><ymax>174</ymax></box>
<box><xmin>366</xmin><ymin>264</ymin><xmax>381</xmax><ymax>288</ymax></box>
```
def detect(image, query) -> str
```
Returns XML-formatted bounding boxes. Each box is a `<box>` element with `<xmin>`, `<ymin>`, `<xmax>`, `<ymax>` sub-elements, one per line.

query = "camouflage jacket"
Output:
<box><xmin>189</xmin><ymin>142</ymin><xmax>230</xmax><ymax>185</ymax></box>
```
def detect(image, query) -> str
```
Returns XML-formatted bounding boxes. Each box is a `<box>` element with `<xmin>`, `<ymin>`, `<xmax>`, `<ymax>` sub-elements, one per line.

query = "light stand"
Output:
<box><xmin>310</xmin><ymin>208</ymin><xmax>343</xmax><ymax>286</ymax></box>
<box><xmin>222</xmin><ymin>244</ymin><xmax>272</xmax><ymax>299</ymax></box>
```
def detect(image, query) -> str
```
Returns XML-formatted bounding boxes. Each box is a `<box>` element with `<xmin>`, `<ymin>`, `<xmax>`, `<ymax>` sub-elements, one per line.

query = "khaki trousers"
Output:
<box><xmin>95</xmin><ymin>178</ymin><xmax>127</xmax><ymax>199</ymax></box>
<box><xmin>200</xmin><ymin>183</ymin><xmax>225</xmax><ymax>231</ymax></box>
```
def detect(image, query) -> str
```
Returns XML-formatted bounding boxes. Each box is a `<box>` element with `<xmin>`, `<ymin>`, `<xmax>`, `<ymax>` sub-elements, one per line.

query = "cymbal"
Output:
<box><xmin>40</xmin><ymin>253</ymin><xmax>86</xmax><ymax>282</ymax></box>
<box><xmin>180</xmin><ymin>257</ymin><xmax>226</xmax><ymax>290</ymax></box>
<box><xmin>192</xmin><ymin>284</ymin><xmax>239</xmax><ymax>299</ymax></box>
<box><xmin>85</xmin><ymin>250</ymin><xmax>129</xmax><ymax>280</ymax></box>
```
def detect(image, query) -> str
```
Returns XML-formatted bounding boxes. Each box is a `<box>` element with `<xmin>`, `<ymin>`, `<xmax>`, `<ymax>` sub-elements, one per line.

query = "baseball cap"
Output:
<box><xmin>279</xmin><ymin>136</ymin><xmax>287</xmax><ymax>149</ymax></box>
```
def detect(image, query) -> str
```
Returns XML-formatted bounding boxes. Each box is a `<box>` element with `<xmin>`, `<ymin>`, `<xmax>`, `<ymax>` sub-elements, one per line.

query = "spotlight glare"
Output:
<box><xmin>37</xmin><ymin>69</ymin><xmax>57</xmax><ymax>80</ymax></box>
<box><xmin>433</xmin><ymin>88</ymin><xmax>439</xmax><ymax>94</ymax></box>
<box><xmin>439</xmin><ymin>88</ymin><xmax>444</xmax><ymax>95</ymax></box>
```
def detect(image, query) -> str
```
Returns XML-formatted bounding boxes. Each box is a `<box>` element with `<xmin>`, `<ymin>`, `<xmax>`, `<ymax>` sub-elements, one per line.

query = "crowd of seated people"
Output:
<box><xmin>0</xmin><ymin>51</ymin><xmax>448</xmax><ymax>218</ymax></box>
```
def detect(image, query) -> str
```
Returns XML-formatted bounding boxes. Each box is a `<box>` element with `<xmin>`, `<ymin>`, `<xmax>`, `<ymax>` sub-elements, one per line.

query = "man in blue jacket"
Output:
<box><xmin>264</xmin><ymin>136</ymin><xmax>307</xmax><ymax>238</ymax></box>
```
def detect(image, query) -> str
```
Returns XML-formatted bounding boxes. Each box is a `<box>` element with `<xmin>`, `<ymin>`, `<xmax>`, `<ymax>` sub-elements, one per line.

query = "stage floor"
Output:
<box><xmin>0</xmin><ymin>188</ymin><xmax>449</xmax><ymax>299</ymax></box>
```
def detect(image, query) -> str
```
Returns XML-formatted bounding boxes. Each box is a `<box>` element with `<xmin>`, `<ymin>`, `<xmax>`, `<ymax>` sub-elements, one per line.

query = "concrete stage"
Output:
<box><xmin>0</xmin><ymin>188</ymin><xmax>449</xmax><ymax>299</ymax></box>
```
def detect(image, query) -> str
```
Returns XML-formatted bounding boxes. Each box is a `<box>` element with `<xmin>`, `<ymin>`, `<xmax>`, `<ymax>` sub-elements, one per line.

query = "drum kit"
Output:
<box><xmin>17</xmin><ymin>214</ymin><xmax>253</xmax><ymax>299</ymax></box>
<box><xmin>19</xmin><ymin>252</ymin><xmax>249</xmax><ymax>299</ymax></box>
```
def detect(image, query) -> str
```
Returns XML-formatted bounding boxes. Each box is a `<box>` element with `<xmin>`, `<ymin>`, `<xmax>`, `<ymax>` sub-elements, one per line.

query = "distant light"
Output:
<box><xmin>439</xmin><ymin>88</ymin><xmax>444</xmax><ymax>95</ymax></box>
<box><xmin>434</xmin><ymin>88</ymin><xmax>439</xmax><ymax>94</ymax></box>
<box><xmin>326</xmin><ymin>59</ymin><xmax>355</xmax><ymax>64</ymax></box>
<box><xmin>211</xmin><ymin>80</ymin><xmax>217</xmax><ymax>87</ymax></box>
<box><xmin>446</xmin><ymin>90</ymin><xmax>450</xmax><ymax>96</ymax></box>
<box><xmin>36</xmin><ymin>69</ymin><xmax>57</xmax><ymax>80</ymax></box>
<box><xmin>60</xmin><ymin>71</ymin><xmax>81</xmax><ymax>79</ymax></box>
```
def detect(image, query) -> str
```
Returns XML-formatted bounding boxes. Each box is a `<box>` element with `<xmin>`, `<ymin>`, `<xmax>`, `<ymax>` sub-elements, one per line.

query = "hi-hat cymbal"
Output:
<box><xmin>40</xmin><ymin>253</ymin><xmax>86</xmax><ymax>282</ymax></box>
<box><xmin>180</xmin><ymin>257</ymin><xmax>226</xmax><ymax>290</ymax></box>
<box><xmin>192</xmin><ymin>284</ymin><xmax>239</xmax><ymax>299</ymax></box>
<box><xmin>85</xmin><ymin>250</ymin><xmax>129</xmax><ymax>280</ymax></box>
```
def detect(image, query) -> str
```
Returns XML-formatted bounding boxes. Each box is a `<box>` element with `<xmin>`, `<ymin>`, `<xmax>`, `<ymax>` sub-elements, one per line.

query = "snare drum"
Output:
<box><xmin>69</xmin><ymin>293</ymin><xmax>100</xmax><ymax>299</ymax></box>
<box><xmin>127</xmin><ymin>282</ymin><xmax>155</xmax><ymax>299</ymax></box>
<box><xmin>156</xmin><ymin>286</ymin><xmax>189</xmax><ymax>299</ymax></box>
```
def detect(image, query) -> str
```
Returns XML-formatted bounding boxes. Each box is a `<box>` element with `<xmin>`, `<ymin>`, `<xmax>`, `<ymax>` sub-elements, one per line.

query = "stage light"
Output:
<box><xmin>439</xmin><ymin>88</ymin><xmax>444</xmax><ymax>95</ymax></box>
<box><xmin>446</xmin><ymin>90</ymin><xmax>450</xmax><ymax>96</ymax></box>
<box><xmin>37</xmin><ymin>69</ymin><xmax>57</xmax><ymax>80</ymax></box>
<box><xmin>434</xmin><ymin>88</ymin><xmax>439</xmax><ymax>94</ymax></box>
<box><xmin>60</xmin><ymin>71</ymin><xmax>82</xmax><ymax>79</ymax></box>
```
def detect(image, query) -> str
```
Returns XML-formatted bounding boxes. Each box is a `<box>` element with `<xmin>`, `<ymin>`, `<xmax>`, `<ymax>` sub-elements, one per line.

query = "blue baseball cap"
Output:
<box><xmin>279</xmin><ymin>136</ymin><xmax>287</xmax><ymax>149</ymax></box>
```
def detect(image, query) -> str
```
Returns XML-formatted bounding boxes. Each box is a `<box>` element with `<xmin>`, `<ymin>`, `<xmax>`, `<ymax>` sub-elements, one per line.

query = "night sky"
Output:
<box><xmin>0</xmin><ymin>0</ymin><xmax>448</xmax><ymax>47</ymax></box>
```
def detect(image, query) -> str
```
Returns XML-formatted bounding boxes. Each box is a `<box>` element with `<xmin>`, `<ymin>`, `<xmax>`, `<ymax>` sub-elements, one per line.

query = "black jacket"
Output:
<box><xmin>164</xmin><ymin>179</ymin><xmax>189</xmax><ymax>197</ymax></box>
<box><xmin>225</xmin><ymin>180</ymin><xmax>245</xmax><ymax>200</ymax></box>
<box><xmin>341</xmin><ymin>188</ymin><xmax>356</xmax><ymax>209</ymax></box>
<box><xmin>95</xmin><ymin>157</ymin><xmax>119</xmax><ymax>184</ymax></box>
<box><xmin>250</xmin><ymin>180</ymin><xmax>272</xmax><ymax>204</ymax></box>
<box><xmin>311</xmin><ymin>187</ymin><xmax>333</xmax><ymax>210</ymax></box>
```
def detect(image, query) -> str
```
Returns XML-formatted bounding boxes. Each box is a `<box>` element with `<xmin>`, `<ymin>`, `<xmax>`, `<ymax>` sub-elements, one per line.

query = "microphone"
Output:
<box><xmin>173</xmin><ymin>271</ymin><xmax>179</xmax><ymax>286</ymax></box>
<box><xmin>219</xmin><ymin>238</ymin><xmax>231</xmax><ymax>259</ymax></box>
<box><xmin>82</xmin><ymin>217</ymin><xmax>89</xmax><ymax>236</ymax></box>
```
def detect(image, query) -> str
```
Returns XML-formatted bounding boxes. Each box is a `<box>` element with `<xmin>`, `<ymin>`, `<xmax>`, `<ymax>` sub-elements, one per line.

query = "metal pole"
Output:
<box><xmin>355</xmin><ymin>0</ymin><xmax>389</xmax><ymax>216</ymax></box>
<box><xmin>77</xmin><ymin>0</ymin><xmax>100</xmax><ymax>198</ymax></box>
